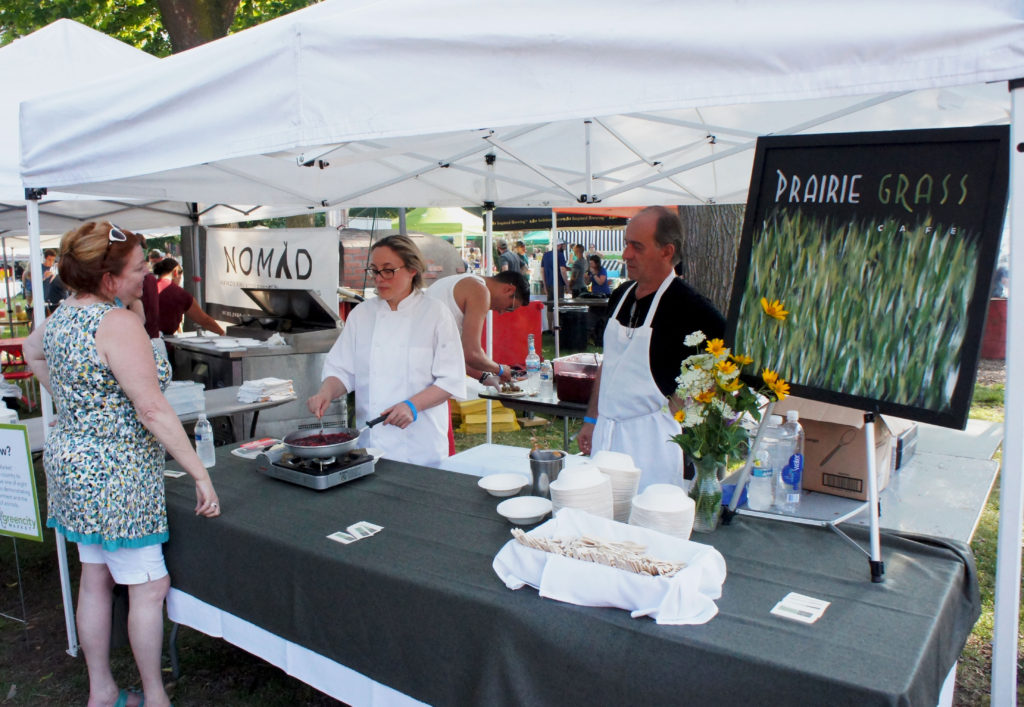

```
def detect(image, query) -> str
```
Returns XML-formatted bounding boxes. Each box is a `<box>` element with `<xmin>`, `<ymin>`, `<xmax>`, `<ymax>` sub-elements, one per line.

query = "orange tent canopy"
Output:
<box><xmin>553</xmin><ymin>206</ymin><xmax>644</xmax><ymax>219</ymax></box>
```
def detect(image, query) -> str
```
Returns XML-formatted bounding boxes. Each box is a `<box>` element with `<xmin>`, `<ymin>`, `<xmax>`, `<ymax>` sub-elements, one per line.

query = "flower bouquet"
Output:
<box><xmin>670</xmin><ymin>299</ymin><xmax>792</xmax><ymax>532</ymax></box>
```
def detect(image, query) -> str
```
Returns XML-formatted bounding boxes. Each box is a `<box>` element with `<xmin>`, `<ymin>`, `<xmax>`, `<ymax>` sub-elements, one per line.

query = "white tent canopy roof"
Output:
<box><xmin>19</xmin><ymin>0</ymin><xmax>1024</xmax><ymax>208</ymax></box>
<box><xmin>2</xmin><ymin>19</ymin><xmax>315</xmax><ymax>235</ymax></box>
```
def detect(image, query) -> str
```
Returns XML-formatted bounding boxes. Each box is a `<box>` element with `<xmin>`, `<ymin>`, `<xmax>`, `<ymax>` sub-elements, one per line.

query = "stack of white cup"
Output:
<box><xmin>591</xmin><ymin>450</ymin><xmax>643</xmax><ymax>523</ymax></box>
<box><xmin>629</xmin><ymin>484</ymin><xmax>696</xmax><ymax>539</ymax></box>
<box><xmin>548</xmin><ymin>462</ymin><xmax>614</xmax><ymax>519</ymax></box>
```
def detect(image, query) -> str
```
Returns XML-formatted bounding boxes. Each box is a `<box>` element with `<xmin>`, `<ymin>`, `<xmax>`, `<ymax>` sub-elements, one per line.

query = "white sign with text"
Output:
<box><xmin>205</xmin><ymin>227</ymin><xmax>340</xmax><ymax>314</ymax></box>
<box><xmin>0</xmin><ymin>424</ymin><xmax>42</xmax><ymax>542</ymax></box>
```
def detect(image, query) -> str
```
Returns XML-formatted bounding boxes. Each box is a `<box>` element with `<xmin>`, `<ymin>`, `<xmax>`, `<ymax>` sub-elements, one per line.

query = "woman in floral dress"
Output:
<box><xmin>25</xmin><ymin>222</ymin><xmax>220</xmax><ymax>707</ymax></box>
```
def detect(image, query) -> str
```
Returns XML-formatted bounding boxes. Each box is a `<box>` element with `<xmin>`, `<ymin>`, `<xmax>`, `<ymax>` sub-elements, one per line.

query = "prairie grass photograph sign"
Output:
<box><xmin>727</xmin><ymin>127</ymin><xmax>1008</xmax><ymax>428</ymax></box>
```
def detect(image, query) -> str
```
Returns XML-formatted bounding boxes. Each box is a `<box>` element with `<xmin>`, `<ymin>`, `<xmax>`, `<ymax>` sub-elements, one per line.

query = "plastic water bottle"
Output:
<box><xmin>194</xmin><ymin>413</ymin><xmax>216</xmax><ymax>468</ymax></box>
<box><xmin>748</xmin><ymin>414</ymin><xmax>785</xmax><ymax>511</ymax></box>
<box><xmin>776</xmin><ymin>410</ymin><xmax>804</xmax><ymax>512</ymax></box>
<box><xmin>539</xmin><ymin>360</ymin><xmax>553</xmax><ymax>397</ymax></box>
<box><xmin>525</xmin><ymin>333</ymin><xmax>541</xmax><ymax>394</ymax></box>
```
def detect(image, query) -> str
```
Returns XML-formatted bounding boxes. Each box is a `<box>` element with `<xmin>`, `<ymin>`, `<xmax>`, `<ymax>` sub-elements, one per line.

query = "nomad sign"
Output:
<box><xmin>728</xmin><ymin>126</ymin><xmax>1009</xmax><ymax>429</ymax></box>
<box><xmin>0</xmin><ymin>424</ymin><xmax>42</xmax><ymax>542</ymax></box>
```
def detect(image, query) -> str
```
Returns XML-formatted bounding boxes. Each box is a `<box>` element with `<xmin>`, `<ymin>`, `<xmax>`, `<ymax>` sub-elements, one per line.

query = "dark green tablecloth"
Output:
<box><xmin>164</xmin><ymin>449</ymin><xmax>978</xmax><ymax>706</ymax></box>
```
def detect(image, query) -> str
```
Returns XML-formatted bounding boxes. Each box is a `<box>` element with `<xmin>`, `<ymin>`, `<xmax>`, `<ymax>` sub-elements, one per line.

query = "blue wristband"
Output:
<box><xmin>583</xmin><ymin>416</ymin><xmax>598</xmax><ymax>425</ymax></box>
<box><xmin>497</xmin><ymin>365</ymin><xmax>504</xmax><ymax>377</ymax></box>
<box><xmin>402</xmin><ymin>399</ymin><xmax>418</xmax><ymax>422</ymax></box>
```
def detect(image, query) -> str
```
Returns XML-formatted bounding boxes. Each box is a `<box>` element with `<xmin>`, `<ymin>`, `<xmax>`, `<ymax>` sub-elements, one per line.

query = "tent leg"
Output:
<box><xmin>991</xmin><ymin>79</ymin><xmax>1024</xmax><ymax>705</ymax></box>
<box><xmin>24</xmin><ymin>195</ymin><xmax>77</xmax><ymax>656</ymax></box>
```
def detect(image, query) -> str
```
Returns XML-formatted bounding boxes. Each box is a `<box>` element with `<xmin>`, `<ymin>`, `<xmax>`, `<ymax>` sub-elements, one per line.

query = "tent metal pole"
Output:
<box><xmin>552</xmin><ymin>212</ymin><xmax>560</xmax><ymax>358</ymax></box>
<box><xmin>484</xmin><ymin>154</ymin><xmax>496</xmax><ymax>444</ymax></box>
<box><xmin>991</xmin><ymin>78</ymin><xmax>1024</xmax><ymax>705</ymax></box>
<box><xmin>1</xmin><ymin>236</ymin><xmax>13</xmax><ymax>338</ymax></box>
<box><xmin>485</xmin><ymin>208</ymin><xmax>494</xmax><ymax>445</ymax></box>
<box><xmin>584</xmin><ymin>119</ymin><xmax>593</xmax><ymax>202</ymax></box>
<box><xmin>25</xmin><ymin>193</ymin><xmax>77</xmax><ymax>657</ymax></box>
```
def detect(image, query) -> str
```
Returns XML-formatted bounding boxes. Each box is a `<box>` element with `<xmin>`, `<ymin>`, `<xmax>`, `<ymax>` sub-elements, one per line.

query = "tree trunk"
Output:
<box><xmin>676</xmin><ymin>204</ymin><xmax>746</xmax><ymax>316</ymax></box>
<box><xmin>157</xmin><ymin>0</ymin><xmax>240</xmax><ymax>52</ymax></box>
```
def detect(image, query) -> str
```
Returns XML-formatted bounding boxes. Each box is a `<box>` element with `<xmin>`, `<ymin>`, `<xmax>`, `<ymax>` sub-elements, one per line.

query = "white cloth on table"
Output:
<box><xmin>238</xmin><ymin>377</ymin><xmax>295</xmax><ymax>402</ymax></box>
<box><xmin>322</xmin><ymin>290</ymin><xmax>465</xmax><ymax>467</ymax></box>
<box><xmin>493</xmin><ymin>508</ymin><xmax>726</xmax><ymax>625</ymax></box>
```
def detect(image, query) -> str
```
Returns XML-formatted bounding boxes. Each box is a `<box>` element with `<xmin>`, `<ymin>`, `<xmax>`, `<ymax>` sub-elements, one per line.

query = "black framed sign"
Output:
<box><xmin>726</xmin><ymin>126</ymin><xmax>1009</xmax><ymax>428</ymax></box>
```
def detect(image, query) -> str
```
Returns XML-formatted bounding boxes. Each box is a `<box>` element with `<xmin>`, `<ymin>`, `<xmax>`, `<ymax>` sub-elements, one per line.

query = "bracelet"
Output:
<box><xmin>497</xmin><ymin>364</ymin><xmax>504</xmax><ymax>377</ymax></box>
<box><xmin>479</xmin><ymin>372</ymin><xmax>491</xmax><ymax>384</ymax></box>
<box><xmin>583</xmin><ymin>416</ymin><xmax>598</xmax><ymax>425</ymax></box>
<box><xmin>402</xmin><ymin>399</ymin><xmax>418</xmax><ymax>422</ymax></box>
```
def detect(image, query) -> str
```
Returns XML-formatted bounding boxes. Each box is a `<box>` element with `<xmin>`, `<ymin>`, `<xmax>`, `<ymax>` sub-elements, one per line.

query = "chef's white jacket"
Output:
<box><xmin>322</xmin><ymin>290</ymin><xmax>466</xmax><ymax>467</ymax></box>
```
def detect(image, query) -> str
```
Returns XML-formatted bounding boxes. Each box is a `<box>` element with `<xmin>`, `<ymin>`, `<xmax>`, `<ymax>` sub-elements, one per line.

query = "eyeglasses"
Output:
<box><xmin>365</xmin><ymin>267</ymin><xmax>402</xmax><ymax>280</ymax></box>
<box><xmin>102</xmin><ymin>222</ymin><xmax>128</xmax><ymax>266</ymax></box>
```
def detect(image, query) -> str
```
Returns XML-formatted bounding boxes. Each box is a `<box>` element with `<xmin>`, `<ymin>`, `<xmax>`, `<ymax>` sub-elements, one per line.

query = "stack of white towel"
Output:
<box><xmin>238</xmin><ymin>377</ymin><xmax>295</xmax><ymax>403</ymax></box>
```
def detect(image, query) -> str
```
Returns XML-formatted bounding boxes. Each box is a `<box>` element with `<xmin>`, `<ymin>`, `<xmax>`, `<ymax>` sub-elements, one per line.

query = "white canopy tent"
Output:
<box><xmin>18</xmin><ymin>0</ymin><xmax>1024</xmax><ymax>699</ymax></box>
<box><xmin>0</xmin><ymin>19</ymin><xmax>311</xmax><ymax>235</ymax></box>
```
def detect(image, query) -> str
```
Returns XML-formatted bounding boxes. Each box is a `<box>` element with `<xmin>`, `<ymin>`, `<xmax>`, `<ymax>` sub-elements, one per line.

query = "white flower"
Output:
<box><xmin>684</xmin><ymin>330</ymin><xmax>706</xmax><ymax>347</ymax></box>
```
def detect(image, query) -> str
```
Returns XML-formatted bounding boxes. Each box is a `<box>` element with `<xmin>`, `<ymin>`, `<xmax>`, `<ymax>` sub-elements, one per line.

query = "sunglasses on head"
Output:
<box><xmin>102</xmin><ymin>223</ymin><xmax>129</xmax><ymax>266</ymax></box>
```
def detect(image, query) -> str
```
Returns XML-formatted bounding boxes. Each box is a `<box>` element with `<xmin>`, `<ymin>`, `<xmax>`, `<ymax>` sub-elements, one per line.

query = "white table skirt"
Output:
<box><xmin>167</xmin><ymin>588</ymin><xmax>425</xmax><ymax>707</ymax></box>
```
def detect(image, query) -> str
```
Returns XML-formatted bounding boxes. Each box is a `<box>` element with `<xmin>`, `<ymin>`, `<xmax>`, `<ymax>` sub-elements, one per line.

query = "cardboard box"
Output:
<box><xmin>773</xmin><ymin>397</ymin><xmax>899</xmax><ymax>501</ymax></box>
<box><xmin>886</xmin><ymin>417</ymin><xmax>918</xmax><ymax>471</ymax></box>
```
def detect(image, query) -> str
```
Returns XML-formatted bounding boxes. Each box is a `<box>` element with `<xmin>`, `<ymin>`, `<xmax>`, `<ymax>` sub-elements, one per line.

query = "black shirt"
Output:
<box><xmin>607</xmin><ymin>277</ymin><xmax>726</xmax><ymax>396</ymax></box>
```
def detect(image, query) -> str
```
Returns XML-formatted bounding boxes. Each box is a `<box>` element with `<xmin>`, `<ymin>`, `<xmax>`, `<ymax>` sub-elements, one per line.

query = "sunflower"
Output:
<box><xmin>694</xmin><ymin>389</ymin><xmax>716</xmax><ymax>404</ymax></box>
<box><xmin>760</xmin><ymin>297</ymin><xmax>789</xmax><ymax>321</ymax></box>
<box><xmin>768</xmin><ymin>377</ymin><xmax>790</xmax><ymax>400</ymax></box>
<box><xmin>705</xmin><ymin>338</ymin><xmax>727</xmax><ymax>357</ymax></box>
<box><xmin>730</xmin><ymin>353</ymin><xmax>754</xmax><ymax>366</ymax></box>
<box><xmin>715</xmin><ymin>360</ymin><xmax>738</xmax><ymax>376</ymax></box>
<box><xmin>673</xmin><ymin>409</ymin><xmax>686</xmax><ymax>423</ymax></box>
<box><xmin>762</xmin><ymin>368</ymin><xmax>779</xmax><ymax>386</ymax></box>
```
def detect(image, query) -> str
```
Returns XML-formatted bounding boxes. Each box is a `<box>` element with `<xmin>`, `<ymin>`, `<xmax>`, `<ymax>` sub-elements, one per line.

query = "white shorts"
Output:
<box><xmin>77</xmin><ymin>542</ymin><xmax>168</xmax><ymax>585</ymax></box>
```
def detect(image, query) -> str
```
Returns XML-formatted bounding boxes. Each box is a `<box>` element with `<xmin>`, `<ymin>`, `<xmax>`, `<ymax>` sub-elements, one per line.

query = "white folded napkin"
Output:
<box><xmin>238</xmin><ymin>377</ymin><xmax>295</xmax><ymax>402</ymax></box>
<box><xmin>492</xmin><ymin>507</ymin><xmax>726</xmax><ymax>625</ymax></box>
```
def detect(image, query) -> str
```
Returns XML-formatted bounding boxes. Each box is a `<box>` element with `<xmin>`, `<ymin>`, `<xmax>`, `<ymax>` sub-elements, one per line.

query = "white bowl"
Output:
<box><xmin>478</xmin><ymin>473</ymin><xmax>530</xmax><ymax>498</ymax></box>
<box><xmin>497</xmin><ymin>496</ymin><xmax>553</xmax><ymax>525</ymax></box>
<box><xmin>591</xmin><ymin>450</ymin><xmax>639</xmax><ymax>473</ymax></box>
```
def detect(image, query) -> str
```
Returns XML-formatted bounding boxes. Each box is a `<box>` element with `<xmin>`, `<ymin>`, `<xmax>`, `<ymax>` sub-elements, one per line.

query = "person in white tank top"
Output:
<box><xmin>426</xmin><ymin>271</ymin><xmax>530</xmax><ymax>386</ymax></box>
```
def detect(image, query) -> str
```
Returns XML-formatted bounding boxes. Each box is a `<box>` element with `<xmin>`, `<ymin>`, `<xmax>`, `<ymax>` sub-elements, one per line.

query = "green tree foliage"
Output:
<box><xmin>0</xmin><ymin>0</ymin><xmax>316</xmax><ymax>55</ymax></box>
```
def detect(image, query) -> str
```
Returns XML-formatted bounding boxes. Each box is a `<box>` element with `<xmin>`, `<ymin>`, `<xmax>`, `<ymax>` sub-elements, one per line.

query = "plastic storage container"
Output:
<box><xmin>552</xmin><ymin>353</ymin><xmax>602</xmax><ymax>403</ymax></box>
<box><xmin>486</xmin><ymin>300</ymin><xmax>544</xmax><ymax>367</ymax></box>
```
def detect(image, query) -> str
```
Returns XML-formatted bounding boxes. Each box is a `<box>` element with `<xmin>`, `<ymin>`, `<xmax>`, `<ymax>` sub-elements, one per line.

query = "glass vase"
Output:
<box><xmin>688</xmin><ymin>455</ymin><xmax>724</xmax><ymax>533</ymax></box>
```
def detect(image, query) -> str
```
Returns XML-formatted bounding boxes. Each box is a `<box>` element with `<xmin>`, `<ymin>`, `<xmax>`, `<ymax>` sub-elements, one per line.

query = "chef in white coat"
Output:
<box><xmin>576</xmin><ymin>207</ymin><xmax>726</xmax><ymax>490</ymax></box>
<box><xmin>308</xmin><ymin>235</ymin><xmax>466</xmax><ymax>467</ymax></box>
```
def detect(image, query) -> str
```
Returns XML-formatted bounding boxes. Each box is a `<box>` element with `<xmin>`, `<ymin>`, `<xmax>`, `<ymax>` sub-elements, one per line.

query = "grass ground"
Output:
<box><xmin>0</xmin><ymin>348</ymin><xmax>1016</xmax><ymax>705</ymax></box>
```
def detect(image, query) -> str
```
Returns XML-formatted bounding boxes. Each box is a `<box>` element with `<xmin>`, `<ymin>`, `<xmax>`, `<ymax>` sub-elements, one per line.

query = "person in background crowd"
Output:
<box><xmin>541</xmin><ymin>242</ymin><xmax>569</xmax><ymax>299</ymax></box>
<box><xmin>587</xmin><ymin>241</ymin><xmax>601</xmax><ymax>260</ymax></box>
<box><xmin>152</xmin><ymin>258</ymin><xmax>225</xmax><ymax>336</ymax></box>
<box><xmin>24</xmin><ymin>221</ymin><xmax>219</xmax><ymax>707</ymax></box>
<box><xmin>584</xmin><ymin>254</ymin><xmax>611</xmax><ymax>295</ymax></box>
<box><xmin>992</xmin><ymin>262</ymin><xmax>1009</xmax><ymax>298</ymax></box>
<box><xmin>147</xmin><ymin>248</ymin><xmax>165</xmax><ymax>270</ymax></box>
<box><xmin>42</xmin><ymin>248</ymin><xmax>68</xmax><ymax>314</ymax></box>
<box><xmin>308</xmin><ymin>235</ymin><xmax>465</xmax><ymax>467</ymax></box>
<box><xmin>427</xmin><ymin>269</ymin><xmax>530</xmax><ymax>454</ymax></box>
<box><xmin>570</xmin><ymin>243</ymin><xmax>588</xmax><ymax>297</ymax></box>
<box><xmin>577</xmin><ymin>206</ymin><xmax>725</xmax><ymax>491</ymax></box>
<box><xmin>497</xmin><ymin>240</ymin><xmax>521</xmax><ymax>274</ymax></box>
<box><xmin>514</xmin><ymin>241</ymin><xmax>530</xmax><ymax>278</ymax></box>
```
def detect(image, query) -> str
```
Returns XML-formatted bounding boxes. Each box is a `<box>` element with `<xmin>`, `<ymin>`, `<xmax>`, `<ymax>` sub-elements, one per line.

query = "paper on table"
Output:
<box><xmin>492</xmin><ymin>507</ymin><xmax>726</xmax><ymax>625</ymax></box>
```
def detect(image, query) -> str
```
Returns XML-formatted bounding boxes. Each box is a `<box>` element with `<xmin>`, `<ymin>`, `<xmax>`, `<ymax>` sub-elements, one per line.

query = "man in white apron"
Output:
<box><xmin>577</xmin><ymin>207</ymin><xmax>726</xmax><ymax>491</ymax></box>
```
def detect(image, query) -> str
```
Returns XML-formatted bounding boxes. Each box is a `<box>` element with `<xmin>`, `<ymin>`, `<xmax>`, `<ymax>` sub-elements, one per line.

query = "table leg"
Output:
<box><xmin>169</xmin><ymin>622</ymin><xmax>181</xmax><ymax>680</ymax></box>
<box><xmin>250</xmin><ymin>411</ymin><xmax>260</xmax><ymax>439</ymax></box>
<box><xmin>563</xmin><ymin>417</ymin><xmax>569</xmax><ymax>451</ymax></box>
